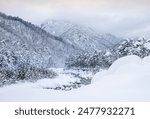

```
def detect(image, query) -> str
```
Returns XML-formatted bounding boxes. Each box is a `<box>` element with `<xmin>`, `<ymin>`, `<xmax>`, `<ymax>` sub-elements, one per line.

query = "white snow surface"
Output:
<box><xmin>0</xmin><ymin>55</ymin><xmax>150</xmax><ymax>102</ymax></box>
<box><xmin>144</xmin><ymin>42</ymin><xmax>150</xmax><ymax>49</ymax></box>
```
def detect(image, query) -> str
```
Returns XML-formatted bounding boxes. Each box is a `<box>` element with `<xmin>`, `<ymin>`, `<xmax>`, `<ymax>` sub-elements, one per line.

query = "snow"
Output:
<box><xmin>36</xmin><ymin>75</ymin><xmax>79</xmax><ymax>89</ymax></box>
<box><xmin>108</xmin><ymin>55</ymin><xmax>141</xmax><ymax>74</ymax></box>
<box><xmin>105</xmin><ymin>50</ymin><xmax>111</xmax><ymax>56</ymax></box>
<box><xmin>41</xmin><ymin>19</ymin><xmax>122</xmax><ymax>52</ymax></box>
<box><xmin>144</xmin><ymin>42</ymin><xmax>150</xmax><ymax>49</ymax></box>
<box><xmin>41</xmin><ymin>20</ymin><xmax>74</xmax><ymax>36</ymax></box>
<box><xmin>0</xmin><ymin>55</ymin><xmax>150</xmax><ymax>101</ymax></box>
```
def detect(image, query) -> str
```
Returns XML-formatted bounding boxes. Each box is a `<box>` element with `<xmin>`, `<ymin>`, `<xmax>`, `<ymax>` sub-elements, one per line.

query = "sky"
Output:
<box><xmin>0</xmin><ymin>0</ymin><xmax>150</xmax><ymax>38</ymax></box>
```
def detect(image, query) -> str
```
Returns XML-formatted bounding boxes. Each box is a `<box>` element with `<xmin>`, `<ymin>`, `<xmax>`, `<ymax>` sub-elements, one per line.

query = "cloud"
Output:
<box><xmin>0</xmin><ymin>0</ymin><xmax>150</xmax><ymax>38</ymax></box>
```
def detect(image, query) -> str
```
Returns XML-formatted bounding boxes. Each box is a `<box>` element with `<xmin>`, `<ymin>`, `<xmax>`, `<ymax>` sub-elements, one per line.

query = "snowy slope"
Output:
<box><xmin>0</xmin><ymin>55</ymin><xmax>150</xmax><ymax>101</ymax></box>
<box><xmin>41</xmin><ymin>20</ymin><xmax>123</xmax><ymax>52</ymax></box>
<box><xmin>0</xmin><ymin>13</ymin><xmax>82</xmax><ymax>68</ymax></box>
<box><xmin>41</xmin><ymin>20</ymin><xmax>74</xmax><ymax>37</ymax></box>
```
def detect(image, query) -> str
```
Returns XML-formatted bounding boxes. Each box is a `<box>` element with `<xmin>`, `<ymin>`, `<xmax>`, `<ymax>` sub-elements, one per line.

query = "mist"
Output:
<box><xmin>0</xmin><ymin>0</ymin><xmax>150</xmax><ymax>38</ymax></box>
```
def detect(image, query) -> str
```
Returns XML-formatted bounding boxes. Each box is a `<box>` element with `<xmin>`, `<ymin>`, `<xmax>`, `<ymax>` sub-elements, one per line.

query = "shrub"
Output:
<box><xmin>0</xmin><ymin>64</ymin><xmax>57</xmax><ymax>86</ymax></box>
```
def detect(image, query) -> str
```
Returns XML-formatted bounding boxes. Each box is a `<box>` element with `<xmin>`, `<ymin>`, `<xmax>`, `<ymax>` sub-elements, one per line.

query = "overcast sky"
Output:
<box><xmin>0</xmin><ymin>0</ymin><xmax>150</xmax><ymax>38</ymax></box>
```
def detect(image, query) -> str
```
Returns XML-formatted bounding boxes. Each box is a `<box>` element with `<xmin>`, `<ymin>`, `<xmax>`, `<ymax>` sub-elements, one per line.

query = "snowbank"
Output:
<box><xmin>0</xmin><ymin>55</ymin><xmax>150</xmax><ymax>101</ymax></box>
<box><xmin>91</xmin><ymin>55</ymin><xmax>150</xmax><ymax>101</ymax></box>
<box><xmin>108</xmin><ymin>55</ymin><xmax>141</xmax><ymax>73</ymax></box>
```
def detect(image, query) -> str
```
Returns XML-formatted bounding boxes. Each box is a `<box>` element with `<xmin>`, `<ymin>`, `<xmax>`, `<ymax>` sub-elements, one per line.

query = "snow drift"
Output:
<box><xmin>0</xmin><ymin>55</ymin><xmax>150</xmax><ymax>101</ymax></box>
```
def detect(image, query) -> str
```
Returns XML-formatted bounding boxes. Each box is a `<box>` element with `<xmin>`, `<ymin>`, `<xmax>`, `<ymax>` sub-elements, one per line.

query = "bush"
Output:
<box><xmin>65</xmin><ymin>38</ymin><xmax>150</xmax><ymax>72</ymax></box>
<box><xmin>65</xmin><ymin>50</ymin><xmax>117</xmax><ymax>71</ymax></box>
<box><xmin>0</xmin><ymin>64</ymin><xmax>57</xmax><ymax>86</ymax></box>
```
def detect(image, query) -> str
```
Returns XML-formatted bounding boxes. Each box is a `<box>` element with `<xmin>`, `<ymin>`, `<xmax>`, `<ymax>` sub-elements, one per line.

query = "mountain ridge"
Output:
<box><xmin>0</xmin><ymin>12</ymin><xmax>124</xmax><ymax>69</ymax></box>
<box><xmin>0</xmin><ymin>12</ymin><xmax>80</xmax><ymax>68</ymax></box>
<box><xmin>41</xmin><ymin>19</ymin><xmax>123</xmax><ymax>52</ymax></box>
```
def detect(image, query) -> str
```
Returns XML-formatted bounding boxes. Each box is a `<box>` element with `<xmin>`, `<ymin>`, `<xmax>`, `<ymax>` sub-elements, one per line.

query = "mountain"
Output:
<box><xmin>0</xmin><ymin>13</ymin><xmax>123</xmax><ymax>70</ymax></box>
<box><xmin>41</xmin><ymin>20</ymin><xmax>74</xmax><ymax>37</ymax></box>
<box><xmin>41</xmin><ymin>20</ymin><xmax>123</xmax><ymax>52</ymax></box>
<box><xmin>0</xmin><ymin>12</ymin><xmax>81</xmax><ymax>68</ymax></box>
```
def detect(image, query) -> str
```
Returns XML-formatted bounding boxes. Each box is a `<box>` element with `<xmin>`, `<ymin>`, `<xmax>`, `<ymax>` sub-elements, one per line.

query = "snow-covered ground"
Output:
<box><xmin>0</xmin><ymin>55</ymin><xmax>150</xmax><ymax>102</ymax></box>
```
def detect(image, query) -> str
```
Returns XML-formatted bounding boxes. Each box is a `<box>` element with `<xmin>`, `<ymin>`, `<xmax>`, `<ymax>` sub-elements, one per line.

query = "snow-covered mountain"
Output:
<box><xmin>0</xmin><ymin>13</ymin><xmax>82</xmax><ymax>68</ymax></box>
<box><xmin>41</xmin><ymin>20</ymin><xmax>74</xmax><ymax>37</ymax></box>
<box><xmin>41</xmin><ymin>20</ymin><xmax>123</xmax><ymax>52</ymax></box>
<box><xmin>1</xmin><ymin>13</ymin><xmax>122</xmax><ymax>69</ymax></box>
